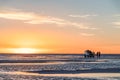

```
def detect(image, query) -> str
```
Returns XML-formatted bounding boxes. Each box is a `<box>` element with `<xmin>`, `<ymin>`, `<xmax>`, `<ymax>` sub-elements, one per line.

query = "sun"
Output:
<box><xmin>9</xmin><ymin>48</ymin><xmax>39</xmax><ymax>54</ymax></box>
<box><xmin>0</xmin><ymin>47</ymin><xmax>50</xmax><ymax>54</ymax></box>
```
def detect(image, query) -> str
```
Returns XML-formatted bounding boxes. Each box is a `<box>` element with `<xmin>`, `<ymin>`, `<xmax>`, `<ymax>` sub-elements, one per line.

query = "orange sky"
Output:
<box><xmin>0</xmin><ymin>0</ymin><xmax>120</xmax><ymax>54</ymax></box>
<box><xmin>0</xmin><ymin>26</ymin><xmax>119</xmax><ymax>54</ymax></box>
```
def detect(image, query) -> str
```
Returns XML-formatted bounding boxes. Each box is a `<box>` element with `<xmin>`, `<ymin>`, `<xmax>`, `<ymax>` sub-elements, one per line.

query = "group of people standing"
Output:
<box><xmin>84</xmin><ymin>50</ymin><xmax>101</xmax><ymax>58</ymax></box>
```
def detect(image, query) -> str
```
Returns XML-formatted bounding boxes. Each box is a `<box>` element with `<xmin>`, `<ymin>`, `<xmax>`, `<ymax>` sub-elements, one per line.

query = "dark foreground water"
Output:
<box><xmin>0</xmin><ymin>54</ymin><xmax>120</xmax><ymax>80</ymax></box>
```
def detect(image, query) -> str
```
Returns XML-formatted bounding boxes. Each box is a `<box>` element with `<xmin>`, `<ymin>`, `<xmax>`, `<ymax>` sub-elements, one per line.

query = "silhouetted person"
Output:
<box><xmin>98</xmin><ymin>52</ymin><xmax>101</xmax><ymax>58</ymax></box>
<box><xmin>92</xmin><ymin>51</ymin><xmax>95</xmax><ymax>58</ymax></box>
<box><xmin>96</xmin><ymin>51</ymin><xmax>101</xmax><ymax>58</ymax></box>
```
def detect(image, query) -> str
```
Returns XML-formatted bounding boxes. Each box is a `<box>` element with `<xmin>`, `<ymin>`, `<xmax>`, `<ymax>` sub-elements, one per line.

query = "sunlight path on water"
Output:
<box><xmin>0</xmin><ymin>62</ymin><xmax>65</xmax><ymax>65</ymax></box>
<box><xmin>0</xmin><ymin>71</ymin><xmax>120</xmax><ymax>78</ymax></box>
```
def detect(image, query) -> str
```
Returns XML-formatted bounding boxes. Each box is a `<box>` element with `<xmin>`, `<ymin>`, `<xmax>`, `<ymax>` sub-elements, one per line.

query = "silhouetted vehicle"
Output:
<box><xmin>84</xmin><ymin>50</ymin><xmax>95</xmax><ymax>58</ymax></box>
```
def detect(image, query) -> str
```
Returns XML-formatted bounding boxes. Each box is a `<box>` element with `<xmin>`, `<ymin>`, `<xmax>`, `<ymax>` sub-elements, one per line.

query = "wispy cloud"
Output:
<box><xmin>80</xmin><ymin>33</ymin><xmax>95</xmax><ymax>36</ymax></box>
<box><xmin>112</xmin><ymin>22</ymin><xmax>120</xmax><ymax>26</ymax></box>
<box><xmin>69</xmin><ymin>14</ymin><xmax>97</xmax><ymax>18</ymax></box>
<box><xmin>112</xmin><ymin>15</ymin><xmax>120</xmax><ymax>28</ymax></box>
<box><xmin>112</xmin><ymin>22</ymin><xmax>120</xmax><ymax>28</ymax></box>
<box><xmin>0</xmin><ymin>9</ymin><xmax>96</xmax><ymax>30</ymax></box>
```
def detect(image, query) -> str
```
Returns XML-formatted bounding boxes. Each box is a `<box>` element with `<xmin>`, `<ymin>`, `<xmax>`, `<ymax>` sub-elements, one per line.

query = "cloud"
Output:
<box><xmin>80</xmin><ymin>33</ymin><xmax>95</xmax><ymax>36</ymax></box>
<box><xmin>112</xmin><ymin>14</ymin><xmax>120</xmax><ymax>28</ymax></box>
<box><xmin>69</xmin><ymin>14</ymin><xmax>97</xmax><ymax>18</ymax></box>
<box><xmin>112</xmin><ymin>15</ymin><xmax>120</xmax><ymax>28</ymax></box>
<box><xmin>112</xmin><ymin>22</ymin><xmax>120</xmax><ymax>26</ymax></box>
<box><xmin>112</xmin><ymin>22</ymin><xmax>120</xmax><ymax>28</ymax></box>
<box><xmin>0</xmin><ymin>9</ymin><xmax>96</xmax><ymax>30</ymax></box>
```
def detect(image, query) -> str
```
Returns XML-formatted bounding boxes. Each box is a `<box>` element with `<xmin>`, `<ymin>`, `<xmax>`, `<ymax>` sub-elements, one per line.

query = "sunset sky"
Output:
<box><xmin>0</xmin><ymin>0</ymin><xmax>120</xmax><ymax>54</ymax></box>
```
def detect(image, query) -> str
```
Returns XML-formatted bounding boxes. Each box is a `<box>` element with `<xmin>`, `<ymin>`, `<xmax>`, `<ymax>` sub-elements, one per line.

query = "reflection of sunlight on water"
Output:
<box><xmin>0</xmin><ymin>62</ymin><xmax>65</xmax><ymax>65</ymax></box>
<box><xmin>74</xmin><ymin>62</ymin><xmax>107</xmax><ymax>63</ymax></box>
<box><xmin>0</xmin><ymin>71</ymin><xmax>40</xmax><ymax>76</ymax></box>
<box><xmin>0</xmin><ymin>71</ymin><xmax>120</xmax><ymax>78</ymax></box>
<box><xmin>96</xmin><ymin>59</ymin><xmax>108</xmax><ymax>62</ymax></box>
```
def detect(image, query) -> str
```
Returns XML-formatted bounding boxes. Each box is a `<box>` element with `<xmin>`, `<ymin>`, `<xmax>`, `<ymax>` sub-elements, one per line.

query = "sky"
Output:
<box><xmin>0</xmin><ymin>0</ymin><xmax>120</xmax><ymax>54</ymax></box>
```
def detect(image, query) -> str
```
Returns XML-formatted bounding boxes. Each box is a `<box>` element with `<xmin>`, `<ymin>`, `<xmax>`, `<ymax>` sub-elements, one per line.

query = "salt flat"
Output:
<box><xmin>0</xmin><ymin>54</ymin><xmax>119</xmax><ymax>80</ymax></box>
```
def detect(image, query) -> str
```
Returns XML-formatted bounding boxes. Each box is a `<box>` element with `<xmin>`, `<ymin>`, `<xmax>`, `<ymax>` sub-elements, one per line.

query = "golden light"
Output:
<box><xmin>11</xmin><ymin>48</ymin><xmax>39</xmax><ymax>54</ymax></box>
<box><xmin>1</xmin><ymin>48</ymin><xmax>50</xmax><ymax>54</ymax></box>
<box><xmin>0</xmin><ymin>48</ymin><xmax>51</xmax><ymax>54</ymax></box>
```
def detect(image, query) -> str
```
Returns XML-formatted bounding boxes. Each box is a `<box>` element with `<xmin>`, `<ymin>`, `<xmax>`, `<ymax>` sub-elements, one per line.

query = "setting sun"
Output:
<box><xmin>11</xmin><ymin>48</ymin><xmax>39</xmax><ymax>54</ymax></box>
<box><xmin>0</xmin><ymin>48</ymin><xmax>49</xmax><ymax>54</ymax></box>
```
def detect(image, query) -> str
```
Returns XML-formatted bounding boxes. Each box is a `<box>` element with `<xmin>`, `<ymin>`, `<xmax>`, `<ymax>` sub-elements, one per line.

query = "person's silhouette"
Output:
<box><xmin>96</xmin><ymin>51</ymin><xmax>101</xmax><ymax>58</ymax></box>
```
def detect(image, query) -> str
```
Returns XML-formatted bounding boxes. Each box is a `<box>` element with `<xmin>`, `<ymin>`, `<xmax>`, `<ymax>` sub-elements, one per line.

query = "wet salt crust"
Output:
<box><xmin>0</xmin><ymin>54</ymin><xmax>119</xmax><ymax>80</ymax></box>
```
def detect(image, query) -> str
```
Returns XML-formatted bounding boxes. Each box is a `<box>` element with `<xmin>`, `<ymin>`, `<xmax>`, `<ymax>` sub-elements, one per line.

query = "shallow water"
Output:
<box><xmin>0</xmin><ymin>54</ymin><xmax>120</xmax><ymax>80</ymax></box>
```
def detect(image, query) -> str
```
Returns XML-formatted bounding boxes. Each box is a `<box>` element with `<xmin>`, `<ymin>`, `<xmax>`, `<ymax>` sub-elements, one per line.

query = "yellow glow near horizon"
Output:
<box><xmin>11</xmin><ymin>48</ymin><xmax>38</xmax><ymax>54</ymax></box>
<box><xmin>2</xmin><ymin>48</ymin><xmax>49</xmax><ymax>54</ymax></box>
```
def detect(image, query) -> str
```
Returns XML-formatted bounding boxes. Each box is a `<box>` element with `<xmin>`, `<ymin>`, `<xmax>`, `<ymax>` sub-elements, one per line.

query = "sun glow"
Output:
<box><xmin>0</xmin><ymin>48</ymin><xmax>50</xmax><ymax>54</ymax></box>
<box><xmin>6</xmin><ymin>48</ymin><xmax>40</xmax><ymax>54</ymax></box>
<box><xmin>13</xmin><ymin>48</ymin><xmax>39</xmax><ymax>53</ymax></box>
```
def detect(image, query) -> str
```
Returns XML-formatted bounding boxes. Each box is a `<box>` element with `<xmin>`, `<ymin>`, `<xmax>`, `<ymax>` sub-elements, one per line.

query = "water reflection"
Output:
<box><xmin>0</xmin><ymin>71</ymin><xmax>120</xmax><ymax>78</ymax></box>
